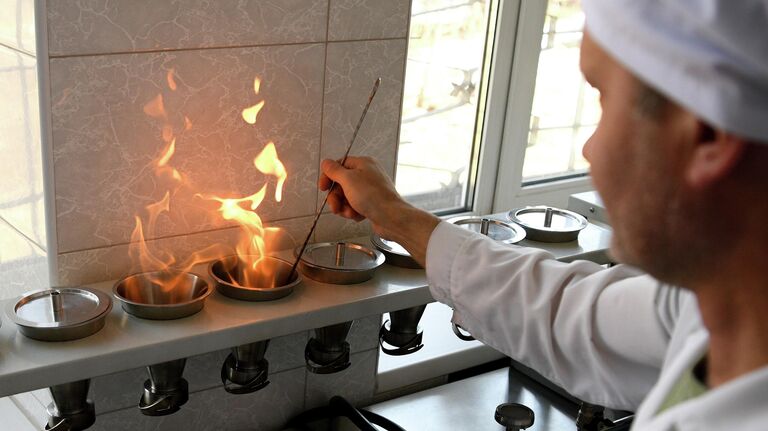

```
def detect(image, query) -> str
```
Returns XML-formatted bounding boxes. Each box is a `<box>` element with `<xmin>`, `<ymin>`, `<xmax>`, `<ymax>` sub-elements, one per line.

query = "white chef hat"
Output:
<box><xmin>582</xmin><ymin>0</ymin><xmax>768</xmax><ymax>143</ymax></box>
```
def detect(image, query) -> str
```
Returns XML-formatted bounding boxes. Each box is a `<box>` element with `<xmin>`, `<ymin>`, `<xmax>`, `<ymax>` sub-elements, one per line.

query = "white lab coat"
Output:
<box><xmin>426</xmin><ymin>221</ymin><xmax>768</xmax><ymax>430</ymax></box>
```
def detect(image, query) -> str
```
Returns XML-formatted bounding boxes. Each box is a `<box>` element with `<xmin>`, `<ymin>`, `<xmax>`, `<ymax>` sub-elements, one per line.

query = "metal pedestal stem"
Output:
<box><xmin>379</xmin><ymin>305</ymin><xmax>426</xmax><ymax>356</ymax></box>
<box><xmin>221</xmin><ymin>340</ymin><xmax>270</xmax><ymax>394</ymax></box>
<box><xmin>45</xmin><ymin>379</ymin><xmax>96</xmax><ymax>431</ymax></box>
<box><xmin>305</xmin><ymin>321</ymin><xmax>353</xmax><ymax>374</ymax></box>
<box><xmin>139</xmin><ymin>358</ymin><xmax>189</xmax><ymax>416</ymax></box>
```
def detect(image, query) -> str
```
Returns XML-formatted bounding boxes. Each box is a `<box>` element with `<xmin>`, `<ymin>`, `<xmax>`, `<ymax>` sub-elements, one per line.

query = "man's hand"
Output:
<box><xmin>318</xmin><ymin>157</ymin><xmax>440</xmax><ymax>267</ymax></box>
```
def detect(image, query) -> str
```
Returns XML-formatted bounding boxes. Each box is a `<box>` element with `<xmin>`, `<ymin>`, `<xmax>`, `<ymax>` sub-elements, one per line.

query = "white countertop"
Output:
<box><xmin>0</xmin><ymin>222</ymin><xmax>612</xmax><ymax>398</ymax></box>
<box><xmin>0</xmin><ymin>256</ymin><xmax>430</xmax><ymax>397</ymax></box>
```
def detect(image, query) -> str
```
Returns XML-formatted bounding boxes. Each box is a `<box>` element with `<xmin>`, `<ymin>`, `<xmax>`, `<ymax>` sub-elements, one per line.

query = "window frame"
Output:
<box><xmin>472</xmin><ymin>0</ymin><xmax>594</xmax><ymax>215</ymax></box>
<box><xmin>397</xmin><ymin>0</ymin><xmax>595</xmax><ymax>218</ymax></box>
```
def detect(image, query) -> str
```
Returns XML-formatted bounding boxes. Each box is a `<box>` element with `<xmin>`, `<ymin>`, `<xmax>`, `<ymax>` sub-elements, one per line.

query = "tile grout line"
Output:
<box><xmin>57</xmin><ymin>213</ymin><xmax>317</xmax><ymax>256</ymax></box>
<box><xmin>47</xmin><ymin>37</ymin><xmax>408</xmax><ymax>60</ymax></box>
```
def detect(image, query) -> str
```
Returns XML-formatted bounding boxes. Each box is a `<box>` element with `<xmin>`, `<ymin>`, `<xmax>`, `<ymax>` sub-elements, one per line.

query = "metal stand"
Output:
<box><xmin>305</xmin><ymin>321</ymin><xmax>353</xmax><ymax>374</ymax></box>
<box><xmin>45</xmin><ymin>379</ymin><xmax>96</xmax><ymax>431</ymax></box>
<box><xmin>379</xmin><ymin>305</ymin><xmax>426</xmax><ymax>356</ymax></box>
<box><xmin>221</xmin><ymin>340</ymin><xmax>270</xmax><ymax>394</ymax></box>
<box><xmin>139</xmin><ymin>358</ymin><xmax>189</xmax><ymax>416</ymax></box>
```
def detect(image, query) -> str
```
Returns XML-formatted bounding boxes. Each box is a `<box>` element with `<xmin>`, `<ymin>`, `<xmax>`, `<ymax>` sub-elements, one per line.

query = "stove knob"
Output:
<box><xmin>495</xmin><ymin>403</ymin><xmax>535</xmax><ymax>431</ymax></box>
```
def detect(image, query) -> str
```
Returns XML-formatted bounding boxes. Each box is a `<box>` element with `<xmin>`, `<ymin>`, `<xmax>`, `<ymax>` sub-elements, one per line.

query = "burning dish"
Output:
<box><xmin>113</xmin><ymin>271</ymin><xmax>211</xmax><ymax>320</ymax></box>
<box><xmin>209</xmin><ymin>255</ymin><xmax>300</xmax><ymax>301</ymax></box>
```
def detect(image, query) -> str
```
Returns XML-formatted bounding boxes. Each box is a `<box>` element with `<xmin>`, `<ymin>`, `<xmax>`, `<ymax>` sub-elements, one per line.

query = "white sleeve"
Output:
<box><xmin>426</xmin><ymin>221</ymin><xmax>681</xmax><ymax>411</ymax></box>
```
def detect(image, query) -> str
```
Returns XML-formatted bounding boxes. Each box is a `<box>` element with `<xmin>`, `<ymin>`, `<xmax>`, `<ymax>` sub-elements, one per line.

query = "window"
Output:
<box><xmin>523</xmin><ymin>0</ymin><xmax>597</xmax><ymax>183</ymax></box>
<box><xmin>396</xmin><ymin>0</ymin><xmax>596</xmax><ymax>216</ymax></box>
<box><xmin>395</xmin><ymin>0</ymin><xmax>497</xmax><ymax>214</ymax></box>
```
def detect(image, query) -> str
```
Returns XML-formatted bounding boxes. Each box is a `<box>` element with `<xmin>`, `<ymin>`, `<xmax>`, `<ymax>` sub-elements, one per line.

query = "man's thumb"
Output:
<box><xmin>321</xmin><ymin>158</ymin><xmax>346</xmax><ymax>181</ymax></box>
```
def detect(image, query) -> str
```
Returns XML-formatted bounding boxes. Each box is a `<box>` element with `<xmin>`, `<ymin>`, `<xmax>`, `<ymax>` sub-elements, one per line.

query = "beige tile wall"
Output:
<box><xmin>46</xmin><ymin>0</ymin><xmax>328</xmax><ymax>56</ymax></box>
<box><xmin>46</xmin><ymin>0</ymin><xmax>411</xmax><ymax>284</ymax></box>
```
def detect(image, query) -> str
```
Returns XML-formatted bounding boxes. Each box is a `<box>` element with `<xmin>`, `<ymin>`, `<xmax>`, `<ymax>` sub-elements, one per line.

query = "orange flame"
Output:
<box><xmin>143</xmin><ymin>94</ymin><xmax>166</xmax><ymax>119</ymax></box>
<box><xmin>242</xmin><ymin>100</ymin><xmax>265</xmax><ymax>125</ymax></box>
<box><xmin>167</xmin><ymin>68</ymin><xmax>177</xmax><ymax>91</ymax></box>
<box><xmin>197</xmin><ymin>185</ymin><xmax>271</xmax><ymax>286</ymax></box>
<box><xmin>241</xmin><ymin>77</ymin><xmax>265</xmax><ymax>124</ymax></box>
<box><xmin>198</xmin><ymin>76</ymin><xmax>289</xmax><ymax>287</ymax></box>
<box><xmin>254</xmin><ymin>142</ymin><xmax>287</xmax><ymax>202</ymax></box>
<box><xmin>130</xmin><ymin>72</ymin><xmax>288</xmax><ymax>291</ymax></box>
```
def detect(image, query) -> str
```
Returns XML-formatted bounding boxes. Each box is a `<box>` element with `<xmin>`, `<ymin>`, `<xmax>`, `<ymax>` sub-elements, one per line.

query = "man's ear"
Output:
<box><xmin>685</xmin><ymin>122</ymin><xmax>747</xmax><ymax>188</ymax></box>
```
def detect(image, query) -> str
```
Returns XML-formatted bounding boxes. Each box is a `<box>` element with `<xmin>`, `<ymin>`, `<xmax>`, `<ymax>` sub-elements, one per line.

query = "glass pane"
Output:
<box><xmin>522</xmin><ymin>0</ymin><xmax>599</xmax><ymax>182</ymax></box>
<box><xmin>396</xmin><ymin>0</ymin><xmax>495</xmax><ymax>213</ymax></box>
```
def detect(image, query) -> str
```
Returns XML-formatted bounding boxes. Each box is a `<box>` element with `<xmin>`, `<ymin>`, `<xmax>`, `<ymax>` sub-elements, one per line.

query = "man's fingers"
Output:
<box><xmin>326</xmin><ymin>188</ymin><xmax>343</xmax><ymax>213</ymax></box>
<box><xmin>320</xmin><ymin>159</ymin><xmax>348</xmax><ymax>183</ymax></box>
<box><xmin>318</xmin><ymin>172</ymin><xmax>332</xmax><ymax>191</ymax></box>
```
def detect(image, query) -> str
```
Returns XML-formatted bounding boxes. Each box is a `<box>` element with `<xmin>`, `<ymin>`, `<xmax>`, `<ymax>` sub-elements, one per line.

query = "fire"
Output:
<box><xmin>199</xmin><ymin>144</ymin><xmax>288</xmax><ymax>287</ymax></box>
<box><xmin>254</xmin><ymin>142</ymin><xmax>287</xmax><ymax>202</ymax></box>
<box><xmin>241</xmin><ymin>77</ymin><xmax>265</xmax><ymax>125</ymax></box>
<box><xmin>143</xmin><ymin>94</ymin><xmax>166</xmax><ymax>119</ymax></box>
<box><xmin>242</xmin><ymin>100</ymin><xmax>265</xmax><ymax>125</ymax></box>
<box><xmin>167</xmin><ymin>68</ymin><xmax>177</xmax><ymax>91</ymax></box>
<box><xmin>129</xmin><ymin>71</ymin><xmax>288</xmax><ymax>290</ymax></box>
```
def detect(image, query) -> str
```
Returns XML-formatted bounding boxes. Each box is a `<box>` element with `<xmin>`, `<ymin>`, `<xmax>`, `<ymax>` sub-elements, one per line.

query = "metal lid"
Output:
<box><xmin>448</xmin><ymin>216</ymin><xmax>527</xmax><ymax>244</ymax></box>
<box><xmin>370</xmin><ymin>234</ymin><xmax>421</xmax><ymax>269</ymax></box>
<box><xmin>9</xmin><ymin>287</ymin><xmax>112</xmax><ymax>329</ymax></box>
<box><xmin>507</xmin><ymin>206</ymin><xmax>587</xmax><ymax>242</ymax></box>
<box><xmin>299</xmin><ymin>242</ymin><xmax>384</xmax><ymax>271</ymax></box>
<box><xmin>370</xmin><ymin>235</ymin><xmax>410</xmax><ymax>258</ymax></box>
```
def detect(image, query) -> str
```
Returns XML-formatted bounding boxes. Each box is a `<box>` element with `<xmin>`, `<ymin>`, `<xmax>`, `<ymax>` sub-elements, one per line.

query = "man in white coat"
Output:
<box><xmin>318</xmin><ymin>0</ymin><xmax>768</xmax><ymax>428</ymax></box>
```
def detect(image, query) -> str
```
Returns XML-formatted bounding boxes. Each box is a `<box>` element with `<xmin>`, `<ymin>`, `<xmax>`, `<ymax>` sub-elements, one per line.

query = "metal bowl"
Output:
<box><xmin>507</xmin><ymin>206</ymin><xmax>588</xmax><ymax>242</ymax></box>
<box><xmin>209</xmin><ymin>255</ymin><xmax>300</xmax><ymax>301</ymax></box>
<box><xmin>7</xmin><ymin>287</ymin><xmax>112</xmax><ymax>341</ymax></box>
<box><xmin>113</xmin><ymin>271</ymin><xmax>212</xmax><ymax>320</ymax></box>
<box><xmin>297</xmin><ymin>242</ymin><xmax>385</xmax><ymax>284</ymax></box>
<box><xmin>448</xmin><ymin>216</ymin><xmax>526</xmax><ymax>244</ymax></box>
<box><xmin>370</xmin><ymin>234</ymin><xmax>421</xmax><ymax>269</ymax></box>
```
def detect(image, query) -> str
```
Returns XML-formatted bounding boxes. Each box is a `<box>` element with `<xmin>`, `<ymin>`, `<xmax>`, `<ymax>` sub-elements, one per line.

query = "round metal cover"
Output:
<box><xmin>10</xmin><ymin>287</ymin><xmax>111</xmax><ymax>328</ymax></box>
<box><xmin>507</xmin><ymin>206</ymin><xmax>587</xmax><ymax>242</ymax></box>
<box><xmin>300</xmin><ymin>242</ymin><xmax>384</xmax><ymax>271</ymax></box>
<box><xmin>448</xmin><ymin>216</ymin><xmax>526</xmax><ymax>244</ymax></box>
<box><xmin>370</xmin><ymin>234</ymin><xmax>421</xmax><ymax>269</ymax></box>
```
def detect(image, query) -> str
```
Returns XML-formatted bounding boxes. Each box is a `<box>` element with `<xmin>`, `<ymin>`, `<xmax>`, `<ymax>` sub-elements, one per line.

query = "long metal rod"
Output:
<box><xmin>287</xmin><ymin>77</ymin><xmax>382</xmax><ymax>281</ymax></box>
